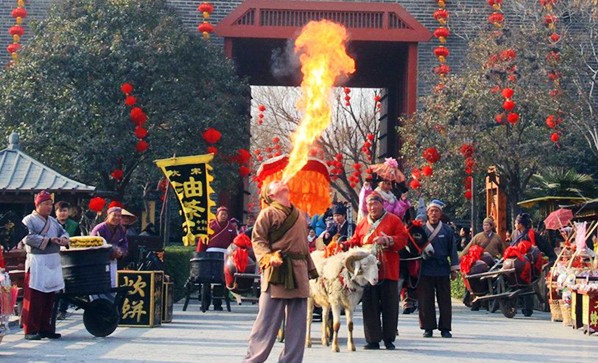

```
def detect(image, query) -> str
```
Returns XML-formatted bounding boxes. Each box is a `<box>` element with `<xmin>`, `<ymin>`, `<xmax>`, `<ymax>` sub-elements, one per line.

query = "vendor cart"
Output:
<box><xmin>465</xmin><ymin>250</ymin><xmax>548</xmax><ymax>318</ymax></box>
<box><xmin>56</xmin><ymin>245</ymin><xmax>130</xmax><ymax>337</ymax></box>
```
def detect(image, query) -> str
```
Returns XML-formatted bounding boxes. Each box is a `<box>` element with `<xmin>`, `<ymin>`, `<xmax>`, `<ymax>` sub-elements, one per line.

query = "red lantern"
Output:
<box><xmin>207</xmin><ymin>146</ymin><xmax>218</xmax><ymax>155</ymax></box>
<box><xmin>130</xmin><ymin>107</ymin><xmax>148</xmax><ymax>126</ymax></box>
<box><xmin>550</xmin><ymin>33</ymin><xmax>561</xmax><ymax>43</ymax></box>
<box><xmin>88</xmin><ymin>197</ymin><xmax>106</xmax><ymax>213</ymax></box>
<box><xmin>120</xmin><ymin>83</ymin><xmax>133</xmax><ymax>95</ymax></box>
<box><xmin>202</xmin><ymin>128</ymin><xmax>222</xmax><ymax>144</ymax></box>
<box><xmin>464</xmin><ymin>190</ymin><xmax>473</xmax><ymax>200</ymax></box>
<box><xmin>495</xmin><ymin>113</ymin><xmax>504</xmax><ymax>124</ymax></box>
<box><xmin>423</xmin><ymin>147</ymin><xmax>441</xmax><ymax>164</ymax></box>
<box><xmin>9</xmin><ymin>26</ymin><xmax>24</xmax><ymax>36</ymax></box>
<box><xmin>411</xmin><ymin>168</ymin><xmax>421</xmax><ymax>179</ymax></box>
<box><xmin>464</xmin><ymin>176</ymin><xmax>473</xmax><ymax>188</ymax></box>
<box><xmin>433</xmin><ymin>46</ymin><xmax>449</xmax><ymax>58</ymax></box>
<box><xmin>544</xmin><ymin>14</ymin><xmax>558</xmax><ymax>25</ymax></box>
<box><xmin>258</xmin><ymin>104</ymin><xmax>266</xmax><ymax>112</ymax></box>
<box><xmin>237</xmin><ymin>149</ymin><xmax>251</xmax><ymax>164</ymax></box>
<box><xmin>502</xmin><ymin>100</ymin><xmax>515</xmax><ymax>112</ymax></box>
<box><xmin>110</xmin><ymin>169</ymin><xmax>124</xmax><ymax>181</ymax></box>
<box><xmin>11</xmin><ymin>8</ymin><xmax>27</xmax><ymax>19</ymax></box>
<box><xmin>434</xmin><ymin>64</ymin><xmax>450</xmax><ymax>76</ymax></box>
<box><xmin>134</xmin><ymin>126</ymin><xmax>148</xmax><ymax>139</ymax></box>
<box><xmin>550</xmin><ymin>132</ymin><xmax>559</xmax><ymax>143</ymax></box>
<box><xmin>545</xmin><ymin>115</ymin><xmax>556</xmax><ymax>128</ymax></box>
<box><xmin>239</xmin><ymin>166</ymin><xmax>250</xmax><ymax>177</ymax></box>
<box><xmin>433</xmin><ymin>9</ymin><xmax>449</xmax><ymax>24</ymax></box>
<box><xmin>433</xmin><ymin>27</ymin><xmax>450</xmax><ymax>41</ymax></box>
<box><xmin>198</xmin><ymin>22</ymin><xmax>214</xmax><ymax>38</ymax></box>
<box><xmin>488</xmin><ymin>12</ymin><xmax>504</xmax><ymax>26</ymax></box>
<box><xmin>198</xmin><ymin>2</ymin><xmax>214</xmax><ymax>16</ymax></box>
<box><xmin>6</xmin><ymin>43</ymin><xmax>20</xmax><ymax>54</ymax></box>
<box><xmin>422</xmin><ymin>165</ymin><xmax>433</xmax><ymax>177</ymax></box>
<box><xmin>507</xmin><ymin>112</ymin><xmax>519</xmax><ymax>124</ymax></box>
<box><xmin>125</xmin><ymin>95</ymin><xmax>137</xmax><ymax>106</ymax></box>
<box><xmin>501</xmin><ymin>88</ymin><xmax>514</xmax><ymax>99</ymax></box>
<box><xmin>136</xmin><ymin>139</ymin><xmax>149</xmax><ymax>153</ymax></box>
<box><xmin>459</xmin><ymin>144</ymin><xmax>474</xmax><ymax>158</ymax></box>
<box><xmin>410</xmin><ymin>179</ymin><xmax>421</xmax><ymax>190</ymax></box>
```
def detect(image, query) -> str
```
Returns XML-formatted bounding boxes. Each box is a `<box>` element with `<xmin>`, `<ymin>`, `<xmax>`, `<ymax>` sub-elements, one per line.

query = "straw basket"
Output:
<box><xmin>560</xmin><ymin>301</ymin><xmax>572</xmax><ymax>326</ymax></box>
<box><xmin>549</xmin><ymin>299</ymin><xmax>563</xmax><ymax>322</ymax></box>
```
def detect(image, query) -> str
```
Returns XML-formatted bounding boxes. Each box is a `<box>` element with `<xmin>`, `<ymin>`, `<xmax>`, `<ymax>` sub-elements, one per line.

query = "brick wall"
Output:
<box><xmin>0</xmin><ymin>0</ymin><xmax>519</xmax><ymax>97</ymax></box>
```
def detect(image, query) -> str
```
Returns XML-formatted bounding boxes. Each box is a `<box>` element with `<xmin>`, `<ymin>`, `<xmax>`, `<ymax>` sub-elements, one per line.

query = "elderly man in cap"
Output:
<box><xmin>461</xmin><ymin>217</ymin><xmax>504</xmax><ymax>259</ymax></box>
<box><xmin>343</xmin><ymin>191</ymin><xmax>409</xmax><ymax>350</ymax></box>
<box><xmin>322</xmin><ymin>202</ymin><xmax>356</xmax><ymax>246</ymax></box>
<box><xmin>242</xmin><ymin>180</ymin><xmax>318</xmax><ymax>363</ymax></box>
<box><xmin>198</xmin><ymin>205</ymin><xmax>238</xmax><ymax>311</ymax></box>
<box><xmin>418</xmin><ymin>199</ymin><xmax>459</xmax><ymax>338</ymax></box>
<box><xmin>91</xmin><ymin>206</ymin><xmax>129</xmax><ymax>287</ymax></box>
<box><xmin>22</xmin><ymin>190</ymin><xmax>69</xmax><ymax>340</ymax></box>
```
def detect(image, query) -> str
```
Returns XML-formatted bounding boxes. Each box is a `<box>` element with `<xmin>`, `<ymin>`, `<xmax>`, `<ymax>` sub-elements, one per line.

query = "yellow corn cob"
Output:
<box><xmin>69</xmin><ymin>236</ymin><xmax>105</xmax><ymax>248</ymax></box>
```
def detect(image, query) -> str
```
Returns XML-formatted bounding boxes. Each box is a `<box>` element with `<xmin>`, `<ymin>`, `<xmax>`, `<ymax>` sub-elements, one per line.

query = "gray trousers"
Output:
<box><xmin>242</xmin><ymin>291</ymin><xmax>307</xmax><ymax>363</ymax></box>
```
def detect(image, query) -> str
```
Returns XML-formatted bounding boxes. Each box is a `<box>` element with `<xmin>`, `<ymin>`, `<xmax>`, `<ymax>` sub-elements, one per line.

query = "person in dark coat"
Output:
<box><xmin>322</xmin><ymin>203</ymin><xmax>356</xmax><ymax>246</ymax></box>
<box><xmin>417</xmin><ymin>199</ymin><xmax>459</xmax><ymax>338</ymax></box>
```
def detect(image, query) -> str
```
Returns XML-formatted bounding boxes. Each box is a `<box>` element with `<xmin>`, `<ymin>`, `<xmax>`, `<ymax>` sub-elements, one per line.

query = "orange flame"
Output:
<box><xmin>282</xmin><ymin>20</ymin><xmax>355</xmax><ymax>183</ymax></box>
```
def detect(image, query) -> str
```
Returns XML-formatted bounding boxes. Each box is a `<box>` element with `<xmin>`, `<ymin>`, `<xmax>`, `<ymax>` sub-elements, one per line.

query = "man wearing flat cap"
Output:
<box><xmin>322</xmin><ymin>203</ymin><xmax>356</xmax><ymax>246</ymax></box>
<box><xmin>22</xmin><ymin>190</ymin><xmax>69</xmax><ymax>340</ymax></box>
<box><xmin>418</xmin><ymin>199</ymin><xmax>459</xmax><ymax>339</ymax></box>
<box><xmin>344</xmin><ymin>191</ymin><xmax>409</xmax><ymax>350</ymax></box>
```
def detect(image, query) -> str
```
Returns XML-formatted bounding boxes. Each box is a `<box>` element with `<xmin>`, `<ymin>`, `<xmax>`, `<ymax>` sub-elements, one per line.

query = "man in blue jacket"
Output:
<box><xmin>417</xmin><ymin>199</ymin><xmax>459</xmax><ymax>338</ymax></box>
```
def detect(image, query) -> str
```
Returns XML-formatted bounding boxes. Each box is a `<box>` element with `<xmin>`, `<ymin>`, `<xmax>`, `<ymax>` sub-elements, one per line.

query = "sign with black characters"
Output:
<box><xmin>117</xmin><ymin>271</ymin><xmax>164</xmax><ymax>327</ymax></box>
<box><xmin>155</xmin><ymin>154</ymin><xmax>216</xmax><ymax>246</ymax></box>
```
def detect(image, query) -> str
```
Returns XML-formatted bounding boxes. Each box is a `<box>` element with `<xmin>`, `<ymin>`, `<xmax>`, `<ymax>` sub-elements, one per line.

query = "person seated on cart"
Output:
<box><xmin>197</xmin><ymin>206</ymin><xmax>238</xmax><ymax>311</ymax></box>
<box><xmin>510</xmin><ymin>213</ymin><xmax>557</xmax><ymax>316</ymax></box>
<box><xmin>459</xmin><ymin>217</ymin><xmax>504</xmax><ymax>310</ymax></box>
<box><xmin>21</xmin><ymin>191</ymin><xmax>70</xmax><ymax>340</ymax></box>
<box><xmin>91</xmin><ymin>206</ymin><xmax>129</xmax><ymax>288</ymax></box>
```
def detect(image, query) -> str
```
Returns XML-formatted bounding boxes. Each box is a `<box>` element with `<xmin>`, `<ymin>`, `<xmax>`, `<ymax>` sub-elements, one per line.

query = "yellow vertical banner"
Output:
<box><xmin>154</xmin><ymin>154</ymin><xmax>216</xmax><ymax>246</ymax></box>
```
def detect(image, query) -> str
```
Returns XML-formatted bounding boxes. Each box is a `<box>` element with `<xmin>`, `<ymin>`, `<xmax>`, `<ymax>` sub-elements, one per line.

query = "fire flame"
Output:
<box><xmin>281</xmin><ymin>20</ymin><xmax>355</xmax><ymax>183</ymax></box>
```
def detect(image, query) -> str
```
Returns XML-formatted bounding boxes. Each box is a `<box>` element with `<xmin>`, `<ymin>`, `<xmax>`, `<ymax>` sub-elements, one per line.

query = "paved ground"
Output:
<box><xmin>1</xmin><ymin>299</ymin><xmax>595</xmax><ymax>362</ymax></box>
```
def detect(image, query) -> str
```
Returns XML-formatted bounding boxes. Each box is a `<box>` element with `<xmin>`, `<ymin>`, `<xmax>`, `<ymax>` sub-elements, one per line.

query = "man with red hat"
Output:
<box><xmin>343</xmin><ymin>191</ymin><xmax>409</xmax><ymax>350</ymax></box>
<box><xmin>197</xmin><ymin>205</ymin><xmax>238</xmax><ymax>311</ymax></box>
<box><xmin>21</xmin><ymin>190</ymin><xmax>70</xmax><ymax>340</ymax></box>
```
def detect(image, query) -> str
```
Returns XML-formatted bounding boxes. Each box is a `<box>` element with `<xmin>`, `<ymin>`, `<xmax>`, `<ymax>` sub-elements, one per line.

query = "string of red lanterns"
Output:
<box><xmin>7</xmin><ymin>0</ymin><xmax>27</xmax><ymax>63</ymax></box>
<box><xmin>539</xmin><ymin>0</ymin><xmax>564</xmax><ymax>145</ymax></box>
<box><xmin>432</xmin><ymin>0</ymin><xmax>451</xmax><ymax>92</ymax></box>
<box><xmin>121</xmin><ymin>83</ymin><xmax>149</xmax><ymax>154</ymax></box>
<box><xmin>202</xmin><ymin>127</ymin><xmax>221</xmax><ymax>155</ymax></box>
<box><xmin>257</xmin><ymin>104</ymin><xmax>266</xmax><ymax>125</ymax></box>
<box><xmin>343</xmin><ymin>87</ymin><xmax>351</xmax><ymax>107</ymax></box>
<box><xmin>197</xmin><ymin>2</ymin><xmax>214</xmax><ymax>39</ymax></box>
<box><xmin>486</xmin><ymin>0</ymin><xmax>520</xmax><ymax>127</ymax></box>
<box><xmin>459</xmin><ymin>143</ymin><xmax>475</xmax><ymax>200</ymax></box>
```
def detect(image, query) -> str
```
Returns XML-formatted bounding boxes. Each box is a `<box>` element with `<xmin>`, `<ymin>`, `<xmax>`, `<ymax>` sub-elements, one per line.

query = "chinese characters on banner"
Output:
<box><xmin>118</xmin><ymin>271</ymin><xmax>164</xmax><ymax>327</ymax></box>
<box><xmin>155</xmin><ymin>154</ymin><xmax>216</xmax><ymax>246</ymax></box>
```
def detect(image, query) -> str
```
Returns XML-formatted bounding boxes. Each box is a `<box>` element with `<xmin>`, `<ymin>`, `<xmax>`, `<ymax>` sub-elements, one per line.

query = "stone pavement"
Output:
<box><xmin>0</xmin><ymin>299</ymin><xmax>595</xmax><ymax>362</ymax></box>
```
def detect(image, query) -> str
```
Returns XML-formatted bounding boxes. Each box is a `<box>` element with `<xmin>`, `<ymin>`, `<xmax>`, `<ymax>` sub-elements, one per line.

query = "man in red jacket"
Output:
<box><xmin>344</xmin><ymin>191</ymin><xmax>409</xmax><ymax>350</ymax></box>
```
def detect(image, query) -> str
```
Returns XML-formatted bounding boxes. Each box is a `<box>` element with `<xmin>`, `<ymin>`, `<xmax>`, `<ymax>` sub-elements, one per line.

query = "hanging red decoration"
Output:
<box><xmin>134</xmin><ymin>126</ymin><xmax>148</xmax><ymax>139</ymax></box>
<box><xmin>239</xmin><ymin>166</ymin><xmax>250</xmax><ymax>177</ymax></box>
<box><xmin>411</xmin><ymin>168</ymin><xmax>421</xmax><ymax>179</ymax></box>
<box><xmin>198</xmin><ymin>22</ymin><xmax>214</xmax><ymax>38</ymax></box>
<box><xmin>550</xmin><ymin>132</ymin><xmax>559</xmax><ymax>143</ymax></box>
<box><xmin>545</xmin><ymin>115</ymin><xmax>556</xmax><ymax>128</ymax></box>
<box><xmin>197</xmin><ymin>2</ymin><xmax>214</xmax><ymax>40</ymax></box>
<box><xmin>121</xmin><ymin>83</ymin><xmax>133</xmax><ymax>95</ymax></box>
<box><xmin>464</xmin><ymin>189</ymin><xmax>473</xmax><ymax>200</ymax></box>
<box><xmin>198</xmin><ymin>2</ymin><xmax>214</xmax><ymax>17</ymax></box>
<box><xmin>125</xmin><ymin>95</ymin><xmax>137</xmax><ymax>106</ymax></box>
<box><xmin>465</xmin><ymin>176</ymin><xmax>473</xmax><ymax>188</ymax></box>
<box><xmin>6</xmin><ymin>43</ymin><xmax>20</xmax><ymax>54</ymax></box>
<box><xmin>409</xmin><ymin>179</ymin><xmax>421</xmax><ymax>190</ymax></box>
<box><xmin>202</xmin><ymin>128</ymin><xmax>222</xmax><ymax>144</ymax></box>
<box><xmin>130</xmin><ymin>107</ymin><xmax>148</xmax><ymax>126</ymax></box>
<box><xmin>207</xmin><ymin>146</ymin><xmax>218</xmax><ymax>155</ymax></box>
<box><xmin>422</xmin><ymin>147</ymin><xmax>441</xmax><ymax>164</ymax></box>
<box><xmin>501</xmin><ymin>87</ymin><xmax>514</xmax><ymax>99</ymax></box>
<box><xmin>88</xmin><ymin>197</ymin><xmax>106</xmax><ymax>213</ymax></box>
<box><xmin>9</xmin><ymin>25</ymin><xmax>24</xmax><ymax>37</ymax></box>
<box><xmin>237</xmin><ymin>148</ymin><xmax>251</xmax><ymax>164</ymax></box>
<box><xmin>459</xmin><ymin>144</ymin><xmax>474</xmax><ymax>158</ymax></box>
<box><xmin>433</xmin><ymin>9</ymin><xmax>449</xmax><ymax>24</ymax></box>
<box><xmin>11</xmin><ymin>7</ymin><xmax>27</xmax><ymax>19</ymax></box>
<box><xmin>422</xmin><ymin>165</ymin><xmax>433</xmax><ymax>177</ymax></box>
<box><xmin>135</xmin><ymin>139</ymin><xmax>148</xmax><ymax>153</ymax></box>
<box><xmin>433</xmin><ymin>27</ymin><xmax>450</xmax><ymax>43</ymax></box>
<box><xmin>507</xmin><ymin>112</ymin><xmax>519</xmax><ymax>124</ymax></box>
<box><xmin>502</xmin><ymin>100</ymin><xmax>515</xmax><ymax>112</ymax></box>
<box><xmin>110</xmin><ymin>169</ymin><xmax>124</xmax><ymax>181</ymax></box>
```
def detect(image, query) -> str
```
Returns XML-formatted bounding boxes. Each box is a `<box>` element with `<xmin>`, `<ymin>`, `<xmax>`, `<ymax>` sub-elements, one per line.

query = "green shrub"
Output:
<box><xmin>164</xmin><ymin>245</ymin><xmax>195</xmax><ymax>303</ymax></box>
<box><xmin>451</xmin><ymin>276</ymin><xmax>466</xmax><ymax>300</ymax></box>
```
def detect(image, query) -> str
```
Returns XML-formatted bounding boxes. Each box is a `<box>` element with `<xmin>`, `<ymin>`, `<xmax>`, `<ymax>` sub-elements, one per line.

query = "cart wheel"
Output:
<box><xmin>522</xmin><ymin>308</ymin><xmax>533</xmax><ymax>317</ymax></box>
<box><xmin>83</xmin><ymin>299</ymin><xmax>120</xmax><ymax>337</ymax></box>
<box><xmin>499</xmin><ymin>298</ymin><xmax>517</xmax><ymax>319</ymax></box>
<box><xmin>277</xmin><ymin>317</ymin><xmax>285</xmax><ymax>342</ymax></box>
